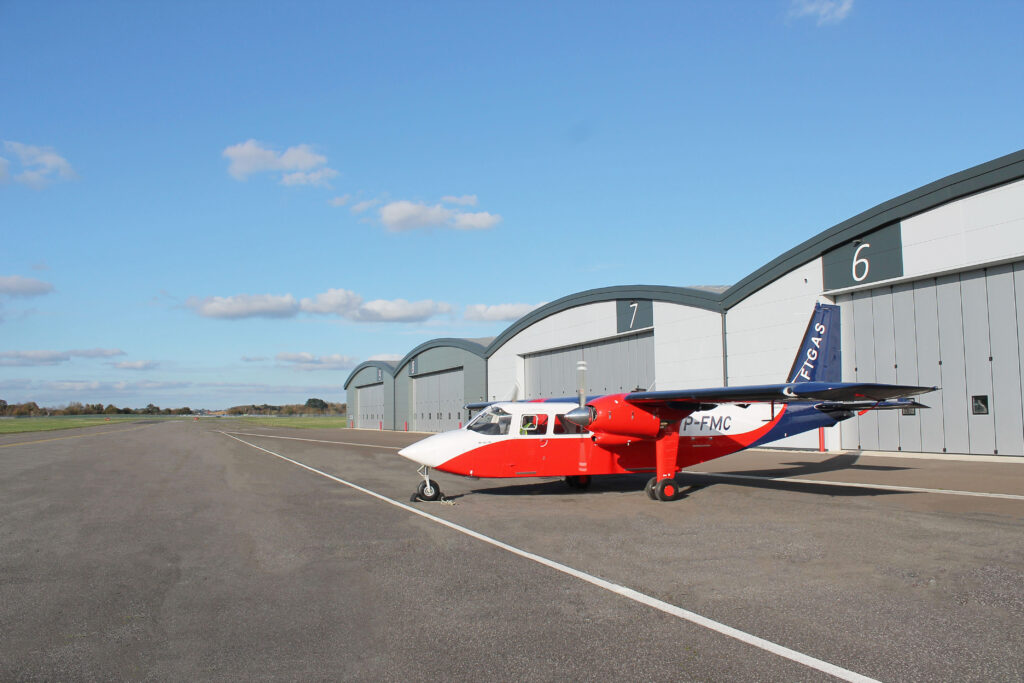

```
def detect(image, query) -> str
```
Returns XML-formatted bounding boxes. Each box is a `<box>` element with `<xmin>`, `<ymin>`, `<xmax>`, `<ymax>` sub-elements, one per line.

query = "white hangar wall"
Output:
<box><xmin>725</xmin><ymin>260</ymin><xmax>825</xmax><ymax>387</ymax></box>
<box><xmin>723</xmin><ymin>261</ymin><xmax>830</xmax><ymax>449</ymax></box>
<box><xmin>486</xmin><ymin>295</ymin><xmax>726</xmax><ymax>402</ymax></box>
<box><xmin>902</xmin><ymin>178</ymin><xmax>1024</xmax><ymax>279</ymax></box>
<box><xmin>651</xmin><ymin>303</ymin><xmax>723</xmax><ymax>390</ymax></box>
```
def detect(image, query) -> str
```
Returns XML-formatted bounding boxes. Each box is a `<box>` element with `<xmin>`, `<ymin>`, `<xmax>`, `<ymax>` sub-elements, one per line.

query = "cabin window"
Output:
<box><xmin>553</xmin><ymin>414</ymin><xmax>586</xmax><ymax>435</ymax></box>
<box><xmin>519</xmin><ymin>414</ymin><xmax>549</xmax><ymax>435</ymax></box>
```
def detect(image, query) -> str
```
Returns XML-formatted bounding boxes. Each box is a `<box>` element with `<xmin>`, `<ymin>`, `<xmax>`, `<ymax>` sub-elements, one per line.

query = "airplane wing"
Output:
<box><xmin>625</xmin><ymin>381</ymin><xmax>937</xmax><ymax>407</ymax></box>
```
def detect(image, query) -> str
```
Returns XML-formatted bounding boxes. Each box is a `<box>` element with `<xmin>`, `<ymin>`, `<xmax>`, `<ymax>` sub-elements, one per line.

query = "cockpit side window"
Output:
<box><xmin>467</xmin><ymin>406</ymin><xmax>512</xmax><ymax>435</ymax></box>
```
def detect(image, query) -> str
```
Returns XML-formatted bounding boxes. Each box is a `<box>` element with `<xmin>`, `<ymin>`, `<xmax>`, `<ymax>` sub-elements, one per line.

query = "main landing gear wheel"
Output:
<box><xmin>416</xmin><ymin>479</ymin><xmax>442</xmax><ymax>502</ymax></box>
<box><xmin>564</xmin><ymin>475</ymin><xmax>592</xmax><ymax>490</ymax></box>
<box><xmin>644</xmin><ymin>477</ymin><xmax>658</xmax><ymax>500</ymax></box>
<box><xmin>654</xmin><ymin>478</ymin><xmax>679</xmax><ymax>502</ymax></box>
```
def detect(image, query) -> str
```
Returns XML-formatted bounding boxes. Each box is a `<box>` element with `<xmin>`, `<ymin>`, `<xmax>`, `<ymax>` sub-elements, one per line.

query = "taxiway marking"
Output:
<box><xmin>689</xmin><ymin>471</ymin><xmax>1024</xmax><ymax>501</ymax></box>
<box><xmin>223</xmin><ymin>431</ymin><xmax>402</xmax><ymax>450</ymax></box>
<box><xmin>220</xmin><ymin>430</ymin><xmax>878</xmax><ymax>683</ymax></box>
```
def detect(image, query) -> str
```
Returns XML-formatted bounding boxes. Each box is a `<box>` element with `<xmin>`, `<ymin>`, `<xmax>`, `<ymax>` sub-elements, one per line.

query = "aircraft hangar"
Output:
<box><xmin>345</xmin><ymin>149</ymin><xmax>1024</xmax><ymax>457</ymax></box>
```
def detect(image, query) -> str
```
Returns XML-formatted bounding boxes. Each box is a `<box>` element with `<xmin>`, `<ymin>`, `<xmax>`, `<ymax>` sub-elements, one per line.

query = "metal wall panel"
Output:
<box><xmin>837</xmin><ymin>294</ymin><xmax>859</xmax><ymax>449</ymax></box>
<box><xmin>1016</xmin><ymin>263</ymin><xmax>1024</xmax><ymax>452</ymax></box>
<box><xmin>961</xmin><ymin>271</ymin><xmax>995</xmax><ymax>454</ymax></box>
<box><xmin>913</xmin><ymin>280</ymin><xmax>945</xmax><ymax>454</ymax></box>
<box><xmin>936</xmin><ymin>274</ymin><xmax>970</xmax><ymax>454</ymax></box>
<box><xmin>986</xmin><ymin>264</ymin><xmax>1023</xmax><ymax>455</ymax></box>
<box><xmin>357</xmin><ymin>384</ymin><xmax>384</xmax><ymax>429</ymax></box>
<box><xmin>852</xmin><ymin>290</ymin><xmax>879</xmax><ymax>449</ymax></box>
<box><xmin>891</xmin><ymin>283</ymin><xmax>923</xmax><ymax>452</ymax></box>
<box><xmin>834</xmin><ymin>261</ymin><xmax>1024</xmax><ymax>456</ymax></box>
<box><xmin>871</xmin><ymin>286</ymin><xmax>900</xmax><ymax>449</ymax></box>
<box><xmin>524</xmin><ymin>332</ymin><xmax>654</xmax><ymax>399</ymax></box>
<box><xmin>411</xmin><ymin>369</ymin><xmax>465</xmax><ymax>432</ymax></box>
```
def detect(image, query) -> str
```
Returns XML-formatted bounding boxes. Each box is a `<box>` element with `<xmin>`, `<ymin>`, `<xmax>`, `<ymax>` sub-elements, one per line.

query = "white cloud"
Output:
<box><xmin>379</xmin><ymin>200</ymin><xmax>455</xmax><ymax>231</ymax></box>
<box><xmin>276</xmin><ymin>352</ymin><xmax>359</xmax><ymax>371</ymax></box>
<box><xmin>464</xmin><ymin>302</ymin><xmax>545</xmax><ymax>322</ymax></box>
<box><xmin>222</xmin><ymin>139</ymin><xmax>336</xmax><ymax>187</ymax></box>
<box><xmin>351</xmin><ymin>198</ymin><xmax>381</xmax><ymax>214</ymax></box>
<box><xmin>111</xmin><ymin>360</ymin><xmax>158</xmax><ymax>370</ymax></box>
<box><xmin>378</xmin><ymin>200</ymin><xmax>502</xmax><ymax>232</ymax></box>
<box><xmin>280</xmin><ymin>168</ymin><xmax>339</xmax><ymax>187</ymax></box>
<box><xmin>191</xmin><ymin>288</ymin><xmax>453</xmax><ymax>324</ymax></box>
<box><xmin>69</xmin><ymin>348</ymin><xmax>125</xmax><ymax>358</ymax></box>
<box><xmin>453</xmin><ymin>211</ymin><xmax>502</xmax><ymax>230</ymax></box>
<box><xmin>186</xmin><ymin>293</ymin><xmax>299</xmax><ymax>319</ymax></box>
<box><xmin>0</xmin><ymin>348</ymin><xmax>125</xmax><ymax>366</ymax></box>
<box><xmin>367</xmin><ymin>353</ymin><xmax>402</xmax><ymax>361</ymax></box>
<box><xmin>329</xmin><ymin>194</ymin><xmax>351</xmax><ymax>207</ymax></box>
<box><xmin>790</xmin><ymin>0</ymin><xmax>853</xmax><ymax>25</ymax></box>
<box><xmin>0</xmin><ymin>156</ymin><xmax>8</xmax><ymax>182</ymax></box>
<box><xmin>301</xmin><ymin>288</ymin><xmax>452</xmax><ymax>323</ymax></box>
<box><xmin>441</xmin><ymin>194</ymin><xmax>478</xmax><ymax>206</ymax></box>
<box><xmin>241</xmin><ymin>356</ymin><xmax>268</xmax><ymax>362</ymax></box>
<box><xmin>2</xmin><ymin>141</ymin><xmax>76</xmax><ymax>188</ymax></box>
<box><xmin>299</xmin><ymin>288</ymin><xmax>362</xmax><ymax>315</ymax></box>
<box><xmin>0</xmin><ymin>275</ymin><xmax>54</xmax><ymax>296</ymax></box>
<box><xmin>348</xmin><ymin>298</ymin><xmax>452</xmax><ymax>322</ymax></box>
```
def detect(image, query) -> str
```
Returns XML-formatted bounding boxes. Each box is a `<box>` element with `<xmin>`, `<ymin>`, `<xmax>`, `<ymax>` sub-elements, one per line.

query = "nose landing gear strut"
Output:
<box><xmin>413</xmin><ymin>465</ymin><xmax>443</xmax><ymax>502</ymax></box>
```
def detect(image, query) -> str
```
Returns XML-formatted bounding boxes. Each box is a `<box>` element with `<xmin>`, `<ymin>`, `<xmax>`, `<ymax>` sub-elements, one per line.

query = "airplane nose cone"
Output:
<box><xmin>398</xmin><ymin>430</ymin><xmax>474</xmax><ymax>469</ymax></box>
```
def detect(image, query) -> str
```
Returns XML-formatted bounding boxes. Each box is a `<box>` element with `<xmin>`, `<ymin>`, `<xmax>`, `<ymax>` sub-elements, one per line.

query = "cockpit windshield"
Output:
<box><xmin>466</xmin><ymin>406</ymin><xmax>512</xmax><ymax>435</ymax></box>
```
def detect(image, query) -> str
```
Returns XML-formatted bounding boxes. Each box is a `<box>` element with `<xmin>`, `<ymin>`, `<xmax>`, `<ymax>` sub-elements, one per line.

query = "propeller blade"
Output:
<box><xmin>577</xmin><ymin>360</ymin><xmax>587</xmax><ymax>408</ymax></box>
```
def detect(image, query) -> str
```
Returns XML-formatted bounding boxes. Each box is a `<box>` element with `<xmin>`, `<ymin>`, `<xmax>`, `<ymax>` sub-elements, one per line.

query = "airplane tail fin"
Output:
<box><xmin>787</xmin><ymin>303</ymin><xmax>841</xmax><ymax>383</ymax></box>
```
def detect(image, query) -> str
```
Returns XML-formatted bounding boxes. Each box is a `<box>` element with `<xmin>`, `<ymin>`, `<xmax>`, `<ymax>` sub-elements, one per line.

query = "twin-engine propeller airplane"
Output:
<box><xmin>398</xmin><ymin>304</ymin><xmax>937</xmax><ymax>502</ymax></box>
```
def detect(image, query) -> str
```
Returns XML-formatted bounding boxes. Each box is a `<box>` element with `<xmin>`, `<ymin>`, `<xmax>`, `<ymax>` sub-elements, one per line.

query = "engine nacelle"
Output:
<box><xmin>573</xmin><ymin>394</ymin><xmax>662</xmax><ymax>439</ymax></box>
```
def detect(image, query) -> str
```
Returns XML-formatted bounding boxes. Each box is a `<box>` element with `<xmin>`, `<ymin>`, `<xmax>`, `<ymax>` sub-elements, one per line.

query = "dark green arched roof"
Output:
<box><xmin>483</xmin><ymin>285</ymin><xmax>723</xmax><ymax>357</ymax></box>
<box><xmin>343</xmin><ymin>360</ymin><xmax>397</xmax><ymax>390</ymax></box>
<box><xmin>394</xmin><ymin>337</ymin><xmax>490</xmax><ymax>375</ymax></box>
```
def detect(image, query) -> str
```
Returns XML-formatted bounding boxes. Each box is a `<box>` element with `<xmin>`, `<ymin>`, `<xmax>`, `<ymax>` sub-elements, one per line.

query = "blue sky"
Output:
<box><xmin>2</xmin><ymin>0</ymin><xmax>1022</xmax><ymax>409</ymax></box>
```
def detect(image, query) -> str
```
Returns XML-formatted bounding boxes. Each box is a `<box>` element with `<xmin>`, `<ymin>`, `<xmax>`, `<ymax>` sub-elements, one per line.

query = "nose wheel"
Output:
<box><xmin>414</xmin><ymin>465</ymin><xmax>443</xmax><ymax>502</ymax></box>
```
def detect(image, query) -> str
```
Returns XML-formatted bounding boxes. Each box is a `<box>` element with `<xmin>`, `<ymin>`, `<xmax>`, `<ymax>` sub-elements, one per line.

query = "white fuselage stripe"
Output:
<box><xmin>219</xmin><ymin>431</ymin><xmax>878</xmax><ymax>683</ymax></box>
<box><xmin>688</xmin><ymin>471</ymin><xmax>1024</xmax><ymax>500</ymax></box>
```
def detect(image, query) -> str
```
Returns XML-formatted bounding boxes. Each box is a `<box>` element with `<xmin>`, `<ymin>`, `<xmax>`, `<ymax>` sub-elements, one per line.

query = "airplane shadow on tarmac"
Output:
<box><xmin>465</xmin><ymin>453</ymin><xmax>912</xmax><ymax>500</ymax></box>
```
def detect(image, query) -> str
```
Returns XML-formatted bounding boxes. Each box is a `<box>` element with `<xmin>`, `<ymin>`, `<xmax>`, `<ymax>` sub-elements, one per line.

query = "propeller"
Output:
<box><xmin>565</xmin><ymin>360</ymin><xmax>593</xmax><ymax>427</ymax></box>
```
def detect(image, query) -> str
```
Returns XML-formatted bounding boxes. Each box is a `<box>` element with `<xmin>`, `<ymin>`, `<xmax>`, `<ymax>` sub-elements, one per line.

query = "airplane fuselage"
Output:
<box><xmin>398</xmin><ymin>398</ymin><xmax>840</xmax><ymax>479</ymax></box>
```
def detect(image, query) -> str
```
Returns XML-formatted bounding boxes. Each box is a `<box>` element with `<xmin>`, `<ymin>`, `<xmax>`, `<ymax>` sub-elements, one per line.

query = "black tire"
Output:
<box><xmin>644</xmin><ymin>477</ymin><xmax>658</xmax><ymax>500</ymax></box>
<box><xmin>417</xmin><ymin>479</ymin><xmax>442</xmax><ymax>501</ymax></box>
<box><xmin>655</xmin><ymin>478</ymin><xmax>678</xmax><ymax>502</ymax></box>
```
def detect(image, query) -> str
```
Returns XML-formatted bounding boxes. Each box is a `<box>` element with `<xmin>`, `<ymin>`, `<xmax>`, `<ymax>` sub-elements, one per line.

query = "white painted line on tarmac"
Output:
<box><xmin>688</xmin><ymin>471</ymin><xmax>1024</xmax><ymax>501</ymax></box>
<box><xmin>220</xmin><ymin>430</ymin><xmax>879</xmax><ymax>683</ymax></box>
<box><xmin>222</xmin><ymin>431</ymin><xmax>402</xmax><ymax>450</ymax></box>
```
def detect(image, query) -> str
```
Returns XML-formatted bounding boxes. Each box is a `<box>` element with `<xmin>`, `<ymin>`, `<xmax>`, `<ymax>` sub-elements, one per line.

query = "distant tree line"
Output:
<box><xmin>0</xmin><ymin>400</ymin><xmax>193</xmax><ymax>417</ymax></box>
<box><xmin>225</xmin><ymin>398</ymin><xmax>346</xmax><ymax>416</ymax></box>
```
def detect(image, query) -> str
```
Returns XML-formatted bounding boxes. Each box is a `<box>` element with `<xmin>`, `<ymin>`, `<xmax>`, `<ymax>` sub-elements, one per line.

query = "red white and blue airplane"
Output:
<box><xmin>398</xmin><ymin>304</ymin><xmax>936</xmax><ymax>502</ymax></box>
